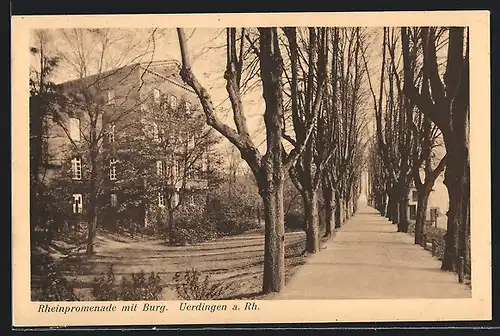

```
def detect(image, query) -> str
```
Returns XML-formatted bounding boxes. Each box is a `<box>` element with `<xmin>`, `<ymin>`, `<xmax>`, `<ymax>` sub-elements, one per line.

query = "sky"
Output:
<box><xmin>33</xmin><ymin>27</ymin><xmax>389</xmax><ymax>172</ymax></box>
<box><xmin>36</xmin><ymin>28</ymin><xmax>267</xmax><ymax>166</ymax></box>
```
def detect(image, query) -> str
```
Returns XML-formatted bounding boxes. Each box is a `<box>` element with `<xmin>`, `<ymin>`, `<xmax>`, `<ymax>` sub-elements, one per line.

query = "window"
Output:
<box><xmin>202</xmin><ymin>153</ymin><xmax>209</xmax><ymax>171</ymax></box>
<box><xmin>409</xmin><ymin>204</ymin><xmax>417</xmax><ymax>220</ymax></box>
<box><xmin>158</xmin><ymin>190</ymin><xmax>165</xmax><ymax>207</ymax></box>
<box><xmin>188</xmin><ymin>193</ymin><xmax>195</xmax><ymax>206</ymax></box>
<box><xmin>109</xmin><ymin>159</ymin><xmax>117</xmax><ymax>180</ymax></box>
<box><xmin>152</xmin><ymin>122</ymin><xmax>160</xmax><ymax>142</ymax></box>
<box><xmin>185</xmin><ymin>101</ymin><xmax>192</xmax><ymax>115</ymax></box>
<box><xmin>71</xmin><ymin>157</ymin><xmax>82</xmax><ymax>180</ymax></box>
<box><xmin>411</xmin><ymin>190</ymin><xmax>418</xmax><ymax>202</ymax></box>
<box><xmin>111</xmin><ymin>193</ymin><xmax>118</xmax><ymax>207</ymax></box>
<box><xmin>108</xmin><ymin>123</ymin><xmax>116</xmax><ymax>143</ymax></box>
<box><xmin>156</xmin><ymin>160</ymin><xmax>164</xmax><ymax>177</ymax></box>
<box><xmin>430</xmin><ymin>208</ymin><xmax>440</xmax><ymax>220</ymax></box>
<box><xmin>174</xmin><ymin>160</ymin><xmax>182</xmax><ymax>179</ymax></box>
<box><xmin>172</xmin><ymin>192</ymin><xmax>180</xmax><ymax>207</ymax></box>
<box><xmin>188</xmin><ymin>135</ymin><xmax>195</xmax><ymax>149</ymax></box>
<box><xmin>153</xmin><ymin>88</ymin><xmax>161</xmax><ymax>104</ymax></box>
<box><xmin>170</xmin><ymin>95</ymin><xmax>178</xmax><ymax>109</ymax></box>
<box><xmin>72</xmin><ymin>194</ymin><xmax>83</xmax><ymax>214</ymax></box>
<box><xmin>69</xmin><ymin>118</ymin><xmax>81</xmax><ymax>141</ymax></box>
<box><xmin>107</xmin><ymin>90</ymin><xmax>116</xmax><ymax>105</ymax></box>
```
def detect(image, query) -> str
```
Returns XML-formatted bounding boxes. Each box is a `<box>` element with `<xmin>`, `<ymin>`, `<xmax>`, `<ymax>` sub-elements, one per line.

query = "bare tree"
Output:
<box><xmin>364</xmin><ymin>27</ymin><xmax>416</xmax><ymax>233</ymax></box>
<box><xmin>402</xmin><ymin>27</ymin><xmax>470</xmax><ymax>274</ymax></box>
<box><xmin>177</xmin><ymin>27</ymin><xmax>317</xmax><ymax>293</ymax></box>
<box><xmin>29</xmin><ymin>29</ymin><xmax>61</xmax><ymax>247</ymax></box>
<box><xmin>326</xmin><ymin>27</ymin><xmax>369</xmax><ymax>229</ymax></box>
<box><xmin>127</xmin><ymin>97</ymin><xmax>220</xmax><ymax>243</ymax></box>
<box><xmin>283</xmin><ymin>27</ymin><xmax>330</xmax><ymax>253</ymax></box>
<box><xmin>46</xmin><ymin>28</ymin><xmax>158</xmax><ymax>254</ymax></box>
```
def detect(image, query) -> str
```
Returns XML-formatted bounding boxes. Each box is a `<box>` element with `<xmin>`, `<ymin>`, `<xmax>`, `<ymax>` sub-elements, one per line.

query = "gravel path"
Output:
<box><xmin>276</xmin><ymin>204</ymin><xmax>471</xmax><ymax>300</ymax></box>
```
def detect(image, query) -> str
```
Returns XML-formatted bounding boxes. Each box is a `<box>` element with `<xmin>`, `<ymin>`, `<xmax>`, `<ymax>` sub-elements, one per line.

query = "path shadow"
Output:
<box><xmin>334</xmin><ymin>240</ymin><xmax>415</xmax><ymax>246</ymax></box>
<box><xmin>305</xmin><ymin>261</ymin><xmax>448</xmax><ymax>273</ymax></box>
<box><xmin>342</xmin><ymin>230</ymin><xmax>399</xmax><ymax>234</ymax></box>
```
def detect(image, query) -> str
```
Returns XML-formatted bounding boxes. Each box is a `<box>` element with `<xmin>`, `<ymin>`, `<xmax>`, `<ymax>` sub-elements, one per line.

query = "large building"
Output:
<box><xmin>407</xmin><ymin>145</ymin><xmax>449</xmax><ymax>230</ymax></box>
<box><xmin>31</xmin><ymin>60</ymin><xmax>212</xmax><ymax>232</ymax></box>
<box><xmin>407</xmin><ymin>170</ymin><xmax>449</xmax><ymax>230</ymax></box>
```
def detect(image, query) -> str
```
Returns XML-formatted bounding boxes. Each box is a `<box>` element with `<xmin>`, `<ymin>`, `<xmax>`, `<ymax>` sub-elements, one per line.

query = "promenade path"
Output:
<box><xmin>277</xmin><ymin>200</ymin><xmax>471</xmax><ymax>300</ymax></box>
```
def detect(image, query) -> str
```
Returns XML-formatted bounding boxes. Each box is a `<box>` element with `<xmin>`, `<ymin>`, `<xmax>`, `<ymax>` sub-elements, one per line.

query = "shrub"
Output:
<box><xmin>119</xmin><ymin>271</ymin><xmax>163</xmax><ymax>301</ymax></box>
<box><xmin>173</xmin><ymin>268</ymin><xmax>237</xmax><ymax>300</ymax></box>
<box><xmin>91</xmin><ymin>265</ymin><xmax>119</xmax><ymax>301</ymax></box>
<box><xmin>208</xmin><ymin>181</ymin><xmax>260</xmax><ymax>236</ymax></box>
<box><xmin>91</xmin><ymin>265</ymin><xmax>163</xmax><ymax>301</ymax></box>
<box><xmin>32</xmin><ymin>255</ymin><xmax>79</xmax><ymax>301</ymax></box>
<box><xmin>285</xmin><ymin>212</ymin><xmax>305</xmax><ymax>232</ymax></box>
<box><xmin>170</xmin><ymin>205</ymin><xmax>217</xmax><ymax>245</ymax></box>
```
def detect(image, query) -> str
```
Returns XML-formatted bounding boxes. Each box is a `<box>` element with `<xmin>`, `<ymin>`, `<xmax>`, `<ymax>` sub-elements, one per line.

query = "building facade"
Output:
<box><xmin>32</xmin><ymin>60</ymin><xmax>211</xmax><ymax>232</ymax></box>
<box><xmin>407</xmin><ymin>170</ymin><xmax>449</xmax><ymax>229</ymax></box>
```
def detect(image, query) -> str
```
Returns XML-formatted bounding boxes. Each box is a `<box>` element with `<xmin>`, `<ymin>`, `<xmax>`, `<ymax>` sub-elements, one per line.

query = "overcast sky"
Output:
<box><xmin>33</xmin><ymin>27</ymin><xmax>389</xmax><ymax>171</ymax></box>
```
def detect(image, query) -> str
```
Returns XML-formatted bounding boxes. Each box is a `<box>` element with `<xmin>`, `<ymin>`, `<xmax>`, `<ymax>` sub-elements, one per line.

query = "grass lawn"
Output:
<box><xmin>32</xmin><ymin>228</ymin><xmax>314</xmax><ymax>301</ymax></box>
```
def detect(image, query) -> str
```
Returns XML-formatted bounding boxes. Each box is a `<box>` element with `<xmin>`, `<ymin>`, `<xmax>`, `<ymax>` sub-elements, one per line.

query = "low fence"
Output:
<box><xmin>420</xmin><ymin>232</ymin><xmax>471</xmax><ymax>285</ymax></box>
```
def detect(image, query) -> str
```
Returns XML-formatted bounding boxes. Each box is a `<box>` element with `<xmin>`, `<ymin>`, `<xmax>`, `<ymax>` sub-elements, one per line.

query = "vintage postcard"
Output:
<box><xmin>12</xmin><ymin>11</ymin><xmax>491</xmax><ymax>327</ymax></box>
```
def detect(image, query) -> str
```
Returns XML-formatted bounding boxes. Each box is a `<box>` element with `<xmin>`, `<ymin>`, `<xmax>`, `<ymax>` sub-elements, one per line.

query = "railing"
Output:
<box><xmin>420</xmin><ymin>233</ymin><xmax>471</xmax><ymax>285</ymax></box>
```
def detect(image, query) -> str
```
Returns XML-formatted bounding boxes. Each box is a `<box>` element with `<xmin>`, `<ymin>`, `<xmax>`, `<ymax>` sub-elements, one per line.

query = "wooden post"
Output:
<box><xmin>458</xmin><ymin>256</ymin><xmax>465</xmax><ymax>284</ymax></box>
<box><xmin>432</xmin><ymin>239</ymin><xmax>436</xmax><ymax>256</ymax></box>
<box><xmin>422</xmin><ymin>234</ymin><xmax>427</xmax><ymax>248</ymax></box>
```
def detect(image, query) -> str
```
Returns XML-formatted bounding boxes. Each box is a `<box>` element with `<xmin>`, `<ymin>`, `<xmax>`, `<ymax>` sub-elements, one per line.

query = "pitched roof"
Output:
<box><xmin>138</xmin><ymin>61</ymin><xmax>196</xmax><ymax>94</ymax></box>
<box><xmin>56</xmin><ymin>59</ymin><xmax>196</xmax><ymax>95</ymax></box>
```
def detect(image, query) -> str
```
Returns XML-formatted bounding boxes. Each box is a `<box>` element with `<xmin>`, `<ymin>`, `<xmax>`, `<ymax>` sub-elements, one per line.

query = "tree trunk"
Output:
<box><xmin>414</xmin><ymin>187</ymin><xmax>431</xmax><ymax>245</ymax></box>
<box><xmin>386</xmin><ymin>194</ymin><xmax>393</xmax><ymax>220</ymax></box>
<box><xmin>392</xmin><ymin>201</ymin><xmax>400</xmax><ymax>225</ymax></box>
<box><xmin>334</xmin><ymin>191</ymin><xmax>342</xmax><ymax>229</ymax></box>
<box><xmin>379</xmin><ymin>193</ymin><xmax>387</xmax><ymax>216</ymax></box>
<box><xmin>86</xmin><ymin>154</ymin><xmax>98</xmax><ymax>255</ymax></box>
<box><xmin>387</xmin><ymin>192</ymin><xmax>399</xmax><ymax>224</ymax></box>
<box><xmin>390</xmin><ymin>186</ymin><xmax>400</xmax><ymax>225</ymax></box>
<box><xmin>464</xmin><ymin>195</ymin><xmax>471</xmax><ymax>277</ymax></box>
<box><xmin>442</xmin><ymin>146</ymin><xmax>469</xmax><ymax>272</ymax></box>
<box><xmin>86</xmin><ymin>202</ymin><xmax>98</xmax><ymax>255</ymax></box>
<box><xmin>303</xmin><ymin>189</ymin><xmax>320</xmax><ymax>253</ymax></box>
<box><xmin>397</xmin><ymin>196</ymin><xmax>409</xmax><ymax>232</ymax></box>
<box><xmin>343</xmin><ymin>199</ymin><xmax>350</xmax><ymax>220</ymax></box>
<box><xmin>261</xmin><ymin>179</ymin><xmax>285</xmax><ymax>293</ymax></box>
<box><xmin>257</xmin><ymin>203</ymin><xmax>262</xmax><ymax>226</ymax></box>
<box><xmin>322</xmin><ymin>184</ymin><xmax>334</xmax><ymax>237</ymax></box>
<box><xmin>167</xmin><ymin>209</ymin><xmax>175</xmax><ymax>245</ymax></box>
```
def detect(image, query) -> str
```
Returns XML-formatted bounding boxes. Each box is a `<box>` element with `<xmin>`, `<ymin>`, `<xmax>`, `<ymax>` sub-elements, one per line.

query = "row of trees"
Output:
<box><xmin>367</xmin><ymin>27</ymin><xmax>470</xmax><ymax>278</ymax></box>
<box><xmin>177</xmin><ymin>27</ymin><xmax>369</xmax><ymax>293</ymax></box>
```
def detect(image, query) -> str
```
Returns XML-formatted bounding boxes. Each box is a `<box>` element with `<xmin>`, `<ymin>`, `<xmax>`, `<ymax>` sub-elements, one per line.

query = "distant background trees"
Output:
<box><xmin>178</xmin><ymin>26</ymin><xmax>369</xmax><ymax>293</ymax></box>
<box><xmin>367</xmin><ymin>26</ymin><xmax>470</xmax><ymax>282</ymax></box>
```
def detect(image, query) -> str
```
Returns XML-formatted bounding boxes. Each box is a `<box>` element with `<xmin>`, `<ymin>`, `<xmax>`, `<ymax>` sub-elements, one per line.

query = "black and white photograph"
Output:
<box><xmin>12</xmin><ymin>11</ymin><xmax>491</xmax><ymax>327</ymax></box>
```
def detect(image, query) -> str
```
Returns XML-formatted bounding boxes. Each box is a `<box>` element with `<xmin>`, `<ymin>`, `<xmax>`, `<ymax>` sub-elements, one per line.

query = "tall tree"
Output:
<box><xmin>402</xmin><ymin>27</ymin><xmax>470</xmax><ymax>273</ymax></box>
<box><xmin>283</xmin><ymin>27</ymin><xmax>330</xmax><ymax>254</ymax></box>
<box><xmin>29</xmin><ymin>29</ymin><xmax>61</xmax><ymax>247</ymax></box>
<box><xmin>177</xmin><ymin>27</ymin><xmax>316</xmax><ymax>293</ymax></box>
<box><xmin>364</xmin><ymin>27</ymin><xmax>416</xmax><ymax>233</ymax></box>
<box><xmin>332</xmin><ymin>27</ymin><xmax>369</xmax><ymax>226</ymax></box>
<box><xmin>116</xmin><ymin>96</ymin><xmax>220</xmax><ymax>242</ymax></box>
<box><xmin>47</xmin><ymin>28</ymin><xmax>157</xmax><ymax>254</ymax></box>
